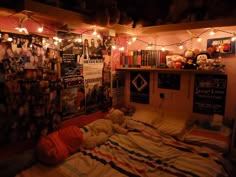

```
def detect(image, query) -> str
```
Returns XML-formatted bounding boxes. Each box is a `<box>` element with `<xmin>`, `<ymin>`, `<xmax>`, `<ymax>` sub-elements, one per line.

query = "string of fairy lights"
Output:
<box><xmin>9</xmin><ymin>16</ymin><xmax>236</xmax><ymax>52</ymax></box>
<box><xmin>113</xmin><ymin>28</ymin><xmax>236</xmax><ymax>52</ymax></box>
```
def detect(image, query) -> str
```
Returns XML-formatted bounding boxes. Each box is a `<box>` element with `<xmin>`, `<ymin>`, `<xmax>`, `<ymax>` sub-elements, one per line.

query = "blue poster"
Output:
<box><xmin>207</xmin><ymin>37</ymin><xmax>235</xmax><ymax>58</ymax></box>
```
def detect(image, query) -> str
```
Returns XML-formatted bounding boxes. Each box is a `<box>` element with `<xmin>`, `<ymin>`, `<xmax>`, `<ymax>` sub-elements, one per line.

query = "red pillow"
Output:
<box><xmin>36</xmin><ymin>126</ymin><xmax>83</xmax><ymax>165</ymax></box>
<box><xmin>58</xmin><ymin>125</ymin><xmax>84</xmax><ymax>153</ymax></box>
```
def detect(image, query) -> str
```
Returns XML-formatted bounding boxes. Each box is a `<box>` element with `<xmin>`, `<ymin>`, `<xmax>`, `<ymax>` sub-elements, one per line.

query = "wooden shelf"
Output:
<box><xmin>116</xmin><ymin>67</ymin><xmax>226</xmax><ymax>74</ymax></box>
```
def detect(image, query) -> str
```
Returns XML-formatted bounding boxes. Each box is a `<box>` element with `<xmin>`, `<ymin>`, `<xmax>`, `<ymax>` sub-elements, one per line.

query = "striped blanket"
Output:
<box><xmin>17</xmin><ymin>119</ymin><xmax>229</xmax><ymax>177</ymax></box>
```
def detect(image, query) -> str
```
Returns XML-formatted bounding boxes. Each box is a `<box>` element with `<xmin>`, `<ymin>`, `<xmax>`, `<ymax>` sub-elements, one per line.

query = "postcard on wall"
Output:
<box><xmin>207</xmin><ymin>37</ymin><xmax>236</xmax><ymax>58</ymax></box>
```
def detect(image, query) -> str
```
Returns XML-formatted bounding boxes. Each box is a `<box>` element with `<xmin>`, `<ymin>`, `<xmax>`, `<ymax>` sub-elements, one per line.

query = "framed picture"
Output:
<box><xmin>207</xmin><ymin>37</ymin><xmax>236</xmax><ymax>58</ymax></box>
<box><xmin>158</xmin><ymin>73</ymin><xmax>180</xmax><ymax>90</ymax></box>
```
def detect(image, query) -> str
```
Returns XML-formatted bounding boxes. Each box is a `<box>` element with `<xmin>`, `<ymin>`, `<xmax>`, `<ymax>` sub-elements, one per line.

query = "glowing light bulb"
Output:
<box><xmin>231</xmin><ymin>36</ymin><xmax>236</xmax><ymax>41</ymax></box>
<box><xmin>197</xmin><ymin>37</ymin><xmax>202</xmax><ymax>42</ymax></box>
<box><xmin>37</xmin><ymin>26</ymin><xmax>43</xmax><ymax>33</ymax></box>
<box><xmin>179</xmin><ymin>45</ymin><xmax>183</xmax><ymax>50</ymax></box>
<box><xmin>132</xmin><ymin>37</ymin><xmax>136</xmax><ymax>42</ymax></box>
<box><xmin>209</xmin><ymin>30</ymin><xmax>215</xmax><ymax>36</ymax></box>
<box><xmin>119</xmin><ymin>46</ymin><xmax>124</xmax><ymax>51</ymax></box>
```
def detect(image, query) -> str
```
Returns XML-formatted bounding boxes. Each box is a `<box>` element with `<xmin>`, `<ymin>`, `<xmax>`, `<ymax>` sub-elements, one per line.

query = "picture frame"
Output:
<box><xmin>158</xmin><ymin>73</ymin><xmax>181</xmax><ymax>90</ymax></box>
<box><xmin>207</xmin><ymin>37</ymin><xmax>236</xmax><ymax>58</ymax></box>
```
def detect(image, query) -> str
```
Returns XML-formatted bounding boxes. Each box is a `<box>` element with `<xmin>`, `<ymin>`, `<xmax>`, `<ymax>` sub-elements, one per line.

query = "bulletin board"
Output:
<box><xmin>193</xmin><ymin>74</ymin><xmax>227</xmax><ymax>115</ymax></box>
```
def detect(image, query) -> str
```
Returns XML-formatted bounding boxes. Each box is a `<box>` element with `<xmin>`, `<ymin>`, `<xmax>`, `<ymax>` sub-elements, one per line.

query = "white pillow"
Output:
<box><xmin>154</xmin><ymin>111</ymin><xmax>192</xmax><ymax>136</ymax></box>
<box><xmin>131</xmin><ymin>107</ymin><xmax>159</xmax><ymax>125</ymax></box>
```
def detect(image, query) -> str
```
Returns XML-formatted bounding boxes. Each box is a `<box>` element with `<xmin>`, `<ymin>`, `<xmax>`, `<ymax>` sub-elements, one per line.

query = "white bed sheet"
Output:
<box><xmin>16</xmin><ymin>119</ymin><xmax>229</xmax><ymax>177</ymax></box>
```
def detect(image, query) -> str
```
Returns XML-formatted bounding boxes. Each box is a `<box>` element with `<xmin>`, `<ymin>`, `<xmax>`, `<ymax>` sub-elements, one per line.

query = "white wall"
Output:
<box><xmin>114</xmin><ymin>26</ymin><xmax>236</xmax><ymax>120</ymax></box>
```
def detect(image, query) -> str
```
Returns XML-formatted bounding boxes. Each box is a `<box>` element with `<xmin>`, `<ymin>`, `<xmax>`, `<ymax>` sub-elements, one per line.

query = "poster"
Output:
<box><xmin>207</xmin><ymin>37</ymin><xmax>235</xmax><ymax>57</ymax></box>
<box><xmin>130</xmin><ymin>71</ymin><xmax>150</xmax><ymax>104</ymax></box>
<box><xmin>158</xmin><ymin>73</ymin><xmax>181</xmax><ymax>90</ymax></box>
<box><xmin>193</xmin><ymin>74</ymin><xmax>227</xmax><ymax>115</ymax></box>
<box><xmin>61</xmin><ymin>54</ymin><xmax>81</xmax><ymax>77</ymax></box>
<box><xmin>83</xmin><ymin>60</ymin><xmax>103</xmax><ymax>113</ymax></box>
<box><xmin>58</xmin><ymin>31</ymin><xmax>83</xmax><ymax>55</ymax></box>
<box><xmin>61</xmin><ymin>76</ymin><xmax>85</xmax><ymax>118</ymax></box>
<box><xmin>82</xmin><ymin>34</ymin><xmax>105</xmax><ymax>60</ymax></box>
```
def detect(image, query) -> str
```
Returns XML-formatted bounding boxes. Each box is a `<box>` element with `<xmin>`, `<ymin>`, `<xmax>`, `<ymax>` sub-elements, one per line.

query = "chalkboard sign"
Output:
<box><xmin>193</xmin><ymin>74</ymin><xmax>227</xmax><ymax>115</ymax></box>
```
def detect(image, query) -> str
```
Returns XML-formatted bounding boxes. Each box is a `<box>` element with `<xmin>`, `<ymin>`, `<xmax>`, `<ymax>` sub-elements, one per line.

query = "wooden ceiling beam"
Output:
<box><xmin>1</xmin><ymin>1</ymin><xmax>236</xmax><ymax>37</ymax></box>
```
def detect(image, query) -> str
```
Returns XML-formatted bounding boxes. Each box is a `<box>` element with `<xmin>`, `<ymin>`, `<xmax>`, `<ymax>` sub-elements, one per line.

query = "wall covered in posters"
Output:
<box><xmin>0</xmin><ymin>30</ymin><xmax>113</xmax><ymax>146</ymax></box>
<box><xmin>0</xmin><ymin>32</ymin><xmax>62</xmax><ymax>146</ymax></box>
<box><xmin>59</xmin><ymin>32</ymin><xmax>113</xmax><ymax>117</ymax></box>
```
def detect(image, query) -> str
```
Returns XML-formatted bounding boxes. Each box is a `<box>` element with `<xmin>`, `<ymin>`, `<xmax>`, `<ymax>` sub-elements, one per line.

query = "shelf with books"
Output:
<box><xmin>115</xmin><ymin>67</ymin><xmax>226</xmax><ymax>74</ymax></box>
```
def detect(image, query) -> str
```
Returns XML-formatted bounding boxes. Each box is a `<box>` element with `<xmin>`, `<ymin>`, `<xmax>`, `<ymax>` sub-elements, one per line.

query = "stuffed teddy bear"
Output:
<box><xmin>196</xmin><ymin>52</ymin><xmax>211</xmax><ymax>70</ymax></box>
<box><xmin>183</xmin><ymin>50</ymin><xmax>197</xmax><ymax>69</ymax></box>
<box><xmin>82</xmin><ymin>109</ymin><xmax>128</xmax><ymax>149</ymax></box>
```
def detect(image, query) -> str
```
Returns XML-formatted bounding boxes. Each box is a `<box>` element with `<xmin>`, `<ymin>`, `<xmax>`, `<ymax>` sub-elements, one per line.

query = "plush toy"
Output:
<box><xmin>166</xmin><ymin>54</ymin><xmax>186</xmax><ymax>69</ymax></box>
<box><xmin>195</xmin><ymin>52</ymin><xmax>211</xmax><ymax>70</ymax></box>
<box><xmin>82</xmin><ymin>109</ymin><xmax>128</xmax><ymax>149</ymax></box>
<box><xmin>107</xmin><ymin>108</ymin><xmax>128</xmax><ymax>134</ymax></box>
<box><xmin>183</xmin><ymin>50</ymin><xmax>197</xmax><ymax>69</ymax></box>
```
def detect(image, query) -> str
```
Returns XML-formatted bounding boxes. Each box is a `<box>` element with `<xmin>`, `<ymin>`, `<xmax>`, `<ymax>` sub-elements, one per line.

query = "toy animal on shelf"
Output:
<box><xmin>196</xmin><ymin>52</ymin><xmax>225</xmax><ymax>71</ymax></box>
<box><xmin>183</xmin><ymin>50</ymin><xmax>197</xmax><ymax>69</ymax></box>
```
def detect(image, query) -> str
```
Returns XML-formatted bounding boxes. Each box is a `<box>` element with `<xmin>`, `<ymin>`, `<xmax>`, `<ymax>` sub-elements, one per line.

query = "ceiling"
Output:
<box><xmin>1</xmin><ymin>0</ymin><xmax>236</xmax><ymax>37</ymax></box>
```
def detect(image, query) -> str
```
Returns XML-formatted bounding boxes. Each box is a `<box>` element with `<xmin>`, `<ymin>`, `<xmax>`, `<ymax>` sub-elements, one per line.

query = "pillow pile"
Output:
<box><xmin>36</xmin><ymin>126</ymin><xmax>84</xmax><ymax>165</ymax></box>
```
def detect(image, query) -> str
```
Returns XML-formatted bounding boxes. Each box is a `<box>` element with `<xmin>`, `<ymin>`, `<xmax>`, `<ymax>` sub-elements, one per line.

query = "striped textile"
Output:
<box><xmin>181</xmin><ymin>127</ymin><xmax>230</xmax><ymax>153</ymax></box>
<box><xmin>16</xmin><ymin>119</ymin><xmax>229</xmax><ymax>177</ymax></box>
